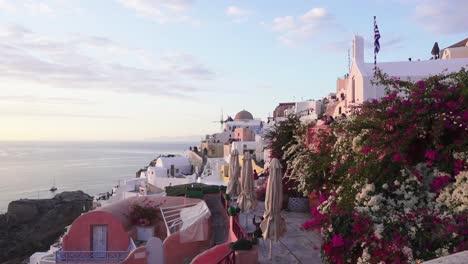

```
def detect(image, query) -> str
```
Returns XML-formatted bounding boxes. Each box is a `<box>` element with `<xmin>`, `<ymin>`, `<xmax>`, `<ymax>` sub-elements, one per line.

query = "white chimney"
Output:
<box><xmin>352</xmin><ymin>35</ymin><xmax>364</xmax><ymax>65</ymax></box>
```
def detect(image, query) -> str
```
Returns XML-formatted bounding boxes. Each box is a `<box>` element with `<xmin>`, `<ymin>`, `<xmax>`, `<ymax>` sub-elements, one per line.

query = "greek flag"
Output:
<box><xmin>374</xmin><ymin>16</ymin><xmax>380</xmax><ymax>74</ymax></box>
<box><xmin>374</xmin><ymin>16</ymin><xmax>380</xmax><ymax>54</ymax></box>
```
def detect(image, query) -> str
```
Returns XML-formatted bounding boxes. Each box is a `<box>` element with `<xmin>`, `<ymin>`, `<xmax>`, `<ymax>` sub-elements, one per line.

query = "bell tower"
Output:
<box><xmin>352</xmin><ymin>35</ymin><xmax>364</xmax><ymax>65</ymax></box>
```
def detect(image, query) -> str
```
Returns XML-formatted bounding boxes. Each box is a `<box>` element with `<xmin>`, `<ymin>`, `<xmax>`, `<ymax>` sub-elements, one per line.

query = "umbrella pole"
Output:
<box><xmin>269</xmin><ymin>240</ymin><xmax>272</xmax><ymax>260</ymax></box>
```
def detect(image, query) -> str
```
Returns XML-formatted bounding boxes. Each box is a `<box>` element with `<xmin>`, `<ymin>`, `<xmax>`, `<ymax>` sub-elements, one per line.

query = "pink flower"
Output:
<box><xmin>424</xmin><ymin>149</ymin><xmax>437</xmax><ymax>160</ymax></box>
<box><xmin>360</xmin><ymin>145</ymin><xmax>372</xmax><ymax>154</ymax></box>
<box><xmin>332</xmin><ymin>234</ymin><xmax>344</xmax><ymax>247</ymax></box>
<box><xmin>454</xmin><ymin>159</ymin><xmax>464</xmax><ymax>176</ymax></box>
<box><xmin>416</xmin><ymin>80</ymin><xmax>425</xmax><ymax>89</ymax></box>
<box><xmin>401</xmin><ymin>99</ymin><xmax>411</xmax><ymax>106</ymax></box>
<box><xmin>322</xmin><ymin>242</ymin><xmax>333</xmax><ymax>254</ymax></box>
<box><xmin>462</xmin><ymin>111</ymin><xmax>468</xmax><ymax>122</ymax></box>
<box><xmin>392</xmin><ymin>153</ymin><xmax>404</xmax><ymax>163</ymax></box>
<box><xmin>445</xmin><ymin>101</ymin><xmax>459</xmax><ymax>110</ymax></box>
<box><xmin>430</xmin><ymin>175</ymin><xmax>452</xmax><ymax>194</ymax></box>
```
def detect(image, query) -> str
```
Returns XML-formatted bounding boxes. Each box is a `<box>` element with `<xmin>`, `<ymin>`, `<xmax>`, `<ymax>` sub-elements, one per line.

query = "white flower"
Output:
<box><xmin>437</xmin><ymin>171</ymin><xmax>468</xmax><ymax>212</ymax></box>
<box><xmin>402</xmin><ymin>246</ymin><xmax>414</xmax><ymax>261</ymax></box>
<box><xmin>374</xmin><ymin>224</ymin><xmax>384</xmax><ymax>239</ymax></box>
<box><xmin>357</xmin><ymin>248</ymin><xmax>371</xmax><ymax>264</ymax></box>
<box><xmin>382</xmin><ymin>183</ymin><xmax>388</xmax><ymax>190</ymax></box>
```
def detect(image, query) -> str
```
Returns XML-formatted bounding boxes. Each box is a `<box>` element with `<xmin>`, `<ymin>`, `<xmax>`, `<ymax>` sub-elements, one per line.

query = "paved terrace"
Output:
<box><xmin>238</xmin><ymin>201</ymin><xmax>322</xmax><ymax>264</ymax></box>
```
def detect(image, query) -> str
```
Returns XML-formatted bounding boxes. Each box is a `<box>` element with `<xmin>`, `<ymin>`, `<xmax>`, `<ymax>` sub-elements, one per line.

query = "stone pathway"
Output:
<box><xmin>238</xmin><ymin>201</ymin><xmax>322</xmax><ymax>264</ymax></box>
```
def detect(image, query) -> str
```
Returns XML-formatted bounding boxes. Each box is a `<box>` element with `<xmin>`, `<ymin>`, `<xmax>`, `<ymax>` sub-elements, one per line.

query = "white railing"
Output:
<box><xmin>55</xmin><ymin>250</ymin><xmax>129</xmax><ymax>263</ymax></box>
<box><xmin>160</xmin><ymin>203</ymin><xmax>199</xmax><ymax>235</ymax></box>
<box><xmin>56</xmin><ymin>238</ymin><xmax>134</xmax><ymax>263</ymax></box>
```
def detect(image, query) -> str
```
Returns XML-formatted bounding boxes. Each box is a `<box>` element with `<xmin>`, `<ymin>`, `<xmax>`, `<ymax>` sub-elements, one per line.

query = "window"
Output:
<box><xmin>352</xmin><ymin>77</ymin><xmax>356</xmax><ymax>103</ymax></box>
<box><xmin>339</xmin><ymin>107</ymin><xmax>342</xmax><ymax>114</ymax></box>
<box><xmin>176</xmin><ymin>169</ymin><xmax>179</xmax><ymax>173</ymax></box>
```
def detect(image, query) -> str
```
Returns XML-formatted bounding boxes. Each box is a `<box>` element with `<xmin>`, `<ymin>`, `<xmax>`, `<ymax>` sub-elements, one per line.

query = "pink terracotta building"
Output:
<box><xmin>57</xmin><ymin>196</ymin><xmax>214</xmax><ymax>264</ymax></box>
<box><xmin>56</xmin><ymin>192</ymin><xmax>258</xmax><ymax>264</ymax></box>
<box><xmin>234</xmin><ymin>127</ymin><xmax>255</xmax><ymax>142</ymax></box>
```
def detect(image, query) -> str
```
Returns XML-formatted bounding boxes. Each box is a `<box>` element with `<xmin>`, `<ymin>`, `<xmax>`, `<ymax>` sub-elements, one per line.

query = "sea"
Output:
<box><xmin>0</xmin><ymin>141</ymin><xmax>197</xmax><ymax>213</ymax></box>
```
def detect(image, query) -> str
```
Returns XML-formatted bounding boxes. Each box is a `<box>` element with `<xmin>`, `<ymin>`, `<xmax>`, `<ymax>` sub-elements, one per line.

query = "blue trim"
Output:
<box><xmin>56</xmin><ymin>249</ymin><xmax>130</xmax><ymax>263</ymax></box>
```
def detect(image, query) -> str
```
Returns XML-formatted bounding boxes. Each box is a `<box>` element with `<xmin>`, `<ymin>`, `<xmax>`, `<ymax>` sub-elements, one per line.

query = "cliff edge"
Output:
<box><xmin>0</xmin><ymin>191</ymin><xmax>93</xmax><ymax>264</ymax></box>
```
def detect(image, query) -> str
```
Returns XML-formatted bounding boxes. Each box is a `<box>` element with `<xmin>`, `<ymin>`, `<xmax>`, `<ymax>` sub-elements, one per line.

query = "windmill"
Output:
<box><xmin>212</xmin><ymin>109</ymin><xmax>225</xmax><ymax>130</ymax></box>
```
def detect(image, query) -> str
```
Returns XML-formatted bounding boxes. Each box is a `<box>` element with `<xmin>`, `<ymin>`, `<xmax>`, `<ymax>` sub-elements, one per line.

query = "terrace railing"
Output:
<box><xmin>55</xmin><ymin>250</ymin><xmax>130</xmax><ymax>263</ymax></box>
<box><xmin>231</xmin><ymin>216</ymin><xmax>248</xmax><ymax>241</ymax></box>
<box><xmin>216</xmin><ymin>250</ymin><xmax>235</xmax><ymax>264</ymax></box>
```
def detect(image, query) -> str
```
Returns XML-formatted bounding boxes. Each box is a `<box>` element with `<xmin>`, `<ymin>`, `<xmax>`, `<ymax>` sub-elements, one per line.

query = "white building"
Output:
<box><xmin>274</xmin><ymin>100</ymin><xmax>324</xmax><ymax>124</ymax></box>
<box><xmin>204</xmin><ymin>110</ymin><xmax>263</xmax><ymax>144</ymax></box>
<box><xmin>147</xmin><ymin>155</ymin><xmax>193</xmax><ymax>178</ymax></box>
<box><xmin>337</xmin><ymin>35</ymin><xmax>468</xmax><ymax>115</ymax></box>
<box><xmin>441</xmin><ymin>38</ymin><xmax>468</xmax><ymax>59</ymax></box>
<box><xmin>231</xmin><ymin>141</ymin><xmax>257</xmax><ymax>155</ymax></box>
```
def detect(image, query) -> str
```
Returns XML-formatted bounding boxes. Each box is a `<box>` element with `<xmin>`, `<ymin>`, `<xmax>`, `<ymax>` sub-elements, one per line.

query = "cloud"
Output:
<box><xmin>0</xmin><ymin>110</ymin><xmax>128</xmax><ymax>119</ymax></box>
<box><xmin>226</xmin><ymin>6</ymin><xmax>250</xmax><ymax>23</ymax></box>
<box><xmin>0</xmin><ymin>24</ymin><xmax>214</xmax><ymax>98</ymax></box>
<box><xmin>269</xmin><ymin>7</ymin><xmax>334</xmax><ymax>47</ymax></box>
<box><xmin>0</xmin><ymin>95</ymin><xmax>94</xmax><ymax>105</ymax></box>
<box><xmin>272</xmin><ymin>16</ymin><xmax>296</xmax><ymax>32</ymax></box>
<box><xmin>413</xmin><ymin>0</ymin><xmax>468</xmax><ymax>34</ymax></box>
<box><xmin>0</xmin><ymin>0</ymin><xmax>78</xmax><ymax>15</ymax></box>
<box><xmin>118</xmin><ymin>0</ymin><xmax>197</xmax><ymax>24</ymax></box>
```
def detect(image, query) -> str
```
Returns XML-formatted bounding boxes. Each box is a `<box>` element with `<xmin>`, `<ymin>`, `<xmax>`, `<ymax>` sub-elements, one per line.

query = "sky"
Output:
<box><xmin>0</xmin><ymin>0</ymin><xmax>467</xmax><ymax>141</ymax></box>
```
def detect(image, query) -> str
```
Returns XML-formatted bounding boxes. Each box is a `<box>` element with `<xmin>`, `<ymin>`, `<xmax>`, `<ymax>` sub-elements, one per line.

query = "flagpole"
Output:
<box><xmin>374</xmin><ymin>16</ymin><xmax>377</xmax><ymax>75</ymax></box>
<box><xmin>373</xmin><ymin>16</ymin><xmax>381</xmax><ymax>76</ymax></box>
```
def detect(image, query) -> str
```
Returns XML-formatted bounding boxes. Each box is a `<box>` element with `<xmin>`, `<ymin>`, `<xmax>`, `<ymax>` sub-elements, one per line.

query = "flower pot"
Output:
<box><xmin>287</xmin><ymin>197</ymin><xmax>309</xmax><ymax>212</ymax></box>
<box><xmin>235</xmin><ymin>245</ymin><xmax>258</xmax><ymax>264</ymax></box>
<box><xmin>137</xmin><ymin>225</ymin><xmax>154</xmax><ymax>241</ymax></box>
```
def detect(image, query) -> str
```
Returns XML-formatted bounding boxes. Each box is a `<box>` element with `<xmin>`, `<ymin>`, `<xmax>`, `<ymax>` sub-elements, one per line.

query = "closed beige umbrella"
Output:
<box><xmin>238</xmin><ymin>152</ymin><xmax>257</xmax><ymax>227</ymax></box>
<box><xmin>226</xmin><ymin>149</ymin><xmax>241</xmax><ymax>197</ymax></box>
<box><xmin>260</xmin><ymin>158</ymin><xmax>286</xmax><ymax>259</ymax></box>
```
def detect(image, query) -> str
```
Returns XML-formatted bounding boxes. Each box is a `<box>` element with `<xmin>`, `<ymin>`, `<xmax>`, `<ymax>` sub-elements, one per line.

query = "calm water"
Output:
<box><xmin>0</xmin><ymin>141</ymin><xmax>196</xmax><ymax>212</ymax></box>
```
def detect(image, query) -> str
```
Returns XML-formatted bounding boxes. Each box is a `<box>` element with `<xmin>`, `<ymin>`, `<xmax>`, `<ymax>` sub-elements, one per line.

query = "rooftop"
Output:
<box><xmin>445</xmin><ymin>38</ymin><xmax>468</xmax><ymax>49</ymax></box>
<box><xmin>234</xmin><ymin>110</ymin><xmax>254</xmax><ymax>121</ymax></box>
<box><xmin>361</xmin><ymin>58</ymin><xmax>468</xmax><ymax>77</ymax></box>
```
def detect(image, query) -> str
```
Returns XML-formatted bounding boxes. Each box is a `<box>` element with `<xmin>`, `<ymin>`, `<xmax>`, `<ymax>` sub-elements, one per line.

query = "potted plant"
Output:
<box><xmin>228</xmin><ymin>206</ymin><xmax>241</xmax><ymax>216</ymax></box>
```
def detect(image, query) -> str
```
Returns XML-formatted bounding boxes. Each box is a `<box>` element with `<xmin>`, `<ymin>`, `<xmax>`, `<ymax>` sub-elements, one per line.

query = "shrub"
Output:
<box><xmin>299</xmin><ymin>69</ymin><xmax>468</xmax><ymax>263</ymax></box>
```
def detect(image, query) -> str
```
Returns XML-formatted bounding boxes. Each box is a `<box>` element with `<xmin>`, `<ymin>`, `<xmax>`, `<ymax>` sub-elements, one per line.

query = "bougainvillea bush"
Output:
<box><xmin>296</xmin><ymin>69</ymin><xmax>468</xmax><ymax>263</ymax></box>
<box><xmin>127</xmin><ymin>199</ymin><xmax>165</xmax><ymax>226</ymax></box>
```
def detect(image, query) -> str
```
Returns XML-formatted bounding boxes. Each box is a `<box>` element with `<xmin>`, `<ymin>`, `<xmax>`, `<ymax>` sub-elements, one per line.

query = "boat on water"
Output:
<box><xmin>50</xmin><ymin>177</ymin><xmax>57</xmax><ymax>192</ymax></box>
